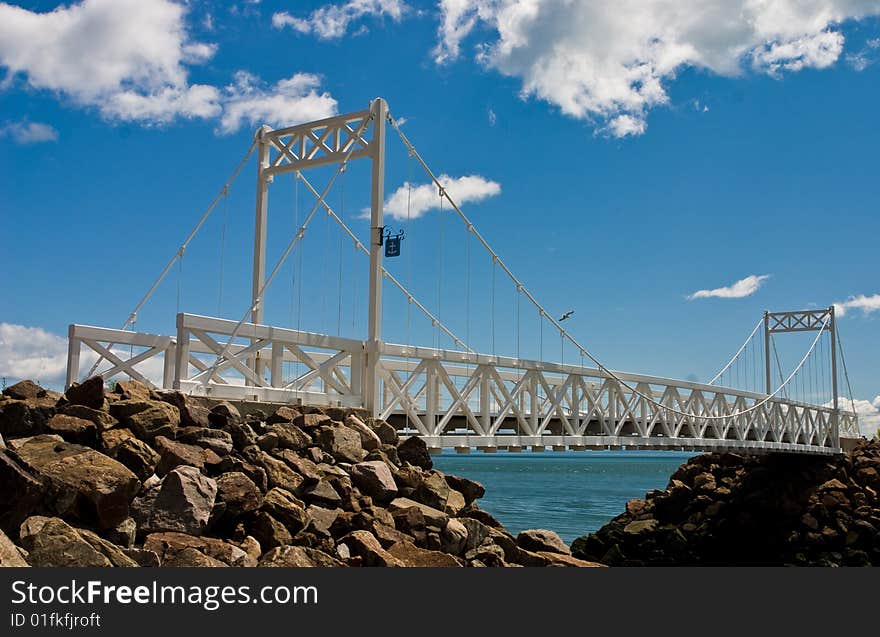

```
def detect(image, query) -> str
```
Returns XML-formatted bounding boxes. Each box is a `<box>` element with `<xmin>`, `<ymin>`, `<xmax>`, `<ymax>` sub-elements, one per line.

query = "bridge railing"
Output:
<box><xmin>375</xmin><ymin>341</ymin><xmax>855</xmax><ymax>453</ymax></box>
<box><xmin>173</xmin><ymin>313</ymin><xmax>365</xmax><ymax>407</ymax></box>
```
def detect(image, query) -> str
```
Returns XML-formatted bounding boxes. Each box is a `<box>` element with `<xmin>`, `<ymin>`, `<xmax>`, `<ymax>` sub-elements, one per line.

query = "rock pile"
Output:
<box><xmin>0</xmin><ymin>378</ymin><xmax>599</xmax><ymax>568</ymax></box>
<box><xmin>571</xmin><ymin>440</ymin><xmax>880</xmax><ymax>566</ymax></box>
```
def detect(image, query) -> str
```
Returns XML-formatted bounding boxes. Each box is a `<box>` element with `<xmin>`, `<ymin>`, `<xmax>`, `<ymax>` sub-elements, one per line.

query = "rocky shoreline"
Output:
<box><xmin>0</xmin><ymin>378</ymin><xmax>598</xmax><ymax>568</ymax></box>
<box><xmin>571</xmin><ymin>440</ymin><xmax>880</xmax><ymax>566</ymax></box>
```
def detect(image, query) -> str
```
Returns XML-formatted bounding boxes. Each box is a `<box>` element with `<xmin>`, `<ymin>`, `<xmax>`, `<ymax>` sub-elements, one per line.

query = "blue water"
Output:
<box><xmin>434</xmin><ymin>451</ymin><xmax>694</xmax><ymax>544</ymax></box>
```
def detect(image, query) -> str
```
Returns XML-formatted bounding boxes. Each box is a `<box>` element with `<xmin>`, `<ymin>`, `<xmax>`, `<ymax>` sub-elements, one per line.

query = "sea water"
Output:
<box><xmin>433</xmin><ymin>451</ymin><xmax>694</xmax><ymax>544</ymax></box>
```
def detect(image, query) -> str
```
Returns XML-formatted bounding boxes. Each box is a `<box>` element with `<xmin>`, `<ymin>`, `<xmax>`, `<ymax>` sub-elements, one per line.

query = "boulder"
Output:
<box><xmin>344</xmin><ymin>415</ymin><xmax>381</xmax><ymax>451</ymax></box>
<box><xmin>368</xmin><ymin>419</ymin><xmax>398</xmax><ymax>446</ymax></box>
<box><xmin>0</xmin><ymin>527</ymin><xmax>28</xmax><ymax>567</ymax></box>
<box><xmin>3</xmin><ymin>380</ymin><xmax>46</xmax><ymax>400</ymax></box>
<box><xmin>262</xmin><ymin>488</ymin><xmax>308</xmax><ymax>534</ymax></box>
<box><xmin>0</xmin><ymin>399</ymin><xmax>50</xmax><ymax>438</ymax></box>
<box><xmin>388</xmin><ymin>539</ymin><xmax>462</xmax><ymax>567</ymax></box>
<box><xmin>623</xmin><ymin>519</ymin><xmax>658</xmax><ymax>536</ymax></box>
<box><xmin>339</xmin><ymin>530</ymin><xmax>402</xmax><ymax>567</ymax></box>
<box><xmin>516</xmin><ymin>529</ymin><xmax>570</xmax><ymax>555</ymax></box>
<box><xmin>444</xmin><ymin>474</ymin><xmax>485</xmax><ymax>504</ymax></box>
<box><xmin>316</xmin><ymin>425</ymin><xmax>366</xmax><ymax>463</ymax></box>
<box><xmin>143</xmin><ymin>532</ymin><xmax>253</xmax><ymax>567</ymax></box>
<box><xmin>110</xmin><ymin>437</ymin><xmax>160</xmax><ymax>482</ymax></box>
<box><xmin>534</xmin><ymin>551</ymin><xmax>604</xmax><ymax>567</ymax></box>
<box><xmin>215</xmin><ymin>456</ymin><xmax>268</xmax><ymax>493</ymax></box>
<box><xmin>63</xmin><ymin>404</ymin><xmax>118</xmax><ymax>430</ymax></box>
<box><xmin>293</xmin><ymin>413</ymin><xmax>331</xmax><ymax>430</ymax></box>
<box><xmin>350</xmin><ymin>461</ymin><xmax>398</xmax><ymax>502</ymax></box>
<box><xmin>249</xmin><ymin>512</ymin><xmax>293</xmax><ymax>550</ymax></box>
<box><xmin>176</xmin><ymin>427</ymin><xmax>234</xmax><ymax>456</ymax></box>
<box><xmin>45</xmin><ymin>414</ymin><xmax>99</xmax><ymax>447</ymax></box>
<box><xmin>305</xmin><ymin>505</ymin><xmax>340</xmax><ymax>537</ymax></box>
<box><xmin>105</xmin><ymin>517</ymin><xmax>136</xmax><ymax>548</ymax></box>
<box><xmin>302</xmin><ymin>479</ymin><xmax>342</xmax><ymax>507</ymax></box>
<box><xmin>209</xmin><ymin>402</ymin><xmax>241</xmax><ymax>428</ymax></box>
<box><xmin>0</xmin><ymin>450</ymin><xmax>46</xmax><ymax>531</ymax></box>
<box><xmin>268</xmin><ymin>423</ymin><xmax>311</xmax><ymax>451</ymax></box>
<box><xmin>162</xmin><ymin>547</ymin><xmax>227</xmax><ymax>567</ymax></box>
<box><xmin>413</xmin><ymin>470</ymin><xmax>451</xmax><ymax>510</ymax></box>
<box><xmin>397</xmin><ymin>436</ymin><xmax>432</xmax><ymax>470</ymax></box>
<box><xmin>216</xmin><ymin>472</ymin><xmax>263</xmax><ymax>515</ymax></box>
<box><xmin>154</xmin><ymin>436</ymin><xmax>218</xmax><ymax>475</ymax></box>
<box><xmin>459</xmin><ymin>517</ymin><xmax>492</xmax><ymax>552</ymax></box>
<box><xmin>14</xmin><ymin>435</ymin><xmax>140</xmax><ymax>529</ymax></box>
<box><xmin>64</xmin><ymin>376</ymin><xmax>105</xmax><ymax>409</ymax></box>
<box><xmin>19</xmin><ymin>516</ymin><xmax>138</xmax><ymax>567</ymax></box>
<box><xmin>266</xmin><ymin>406</ymin><xmax>302</xmax><ymax>425</ymax></box>
<box><xmin>110</xmin><ymin>400</ymin><xmax>180</xmax><ymax>442</ymax></box>
<box><xmin>388</xmin><ymin>497</ymin><xmax>448</xmax><ymax>528</ymax></box>
<box><xmin>158</xmin><ymin>391</ymin><xmax>211</xmax><ymax>428</ymax></box>
<box><xmin>257</xmin><ymin>451</ymin><xmax>305</xmax><ymax>492</ymax></box>
<box><xmin>259</xmin><ymin>545</ymin><xmax>343</xmax><ymax>567</ymax></box>
<box><xmin>275</xmin><ymin>450</ymin><xmax>321</xmax><ymax>485</ymax></box>
<box><xmin>440</xmin><ymin>518</ymin><xmax>468</xmax><ymax>555</ymax></box>
<box><xmin>113</xmin><ymin>380</ymin><xmax>152</xmax><ymax>402</ymax></box>
<box><xmin>131</xmin><ymin>466</ymin><xmax>217</xmax><ymax>536</ymax></box>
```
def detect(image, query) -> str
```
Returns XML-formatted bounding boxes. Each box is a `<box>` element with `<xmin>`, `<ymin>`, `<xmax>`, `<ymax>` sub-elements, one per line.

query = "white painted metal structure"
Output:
<box><xmin>65</xmin><ymin>98</ymin><xmax>859</xmax><ymax>455</ymax></box>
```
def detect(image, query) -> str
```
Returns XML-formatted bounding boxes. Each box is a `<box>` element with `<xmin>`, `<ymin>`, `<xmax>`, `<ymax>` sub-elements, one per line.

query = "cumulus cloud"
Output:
<box><xmin>834</xmin><ymin>293</ymin><xmax>880</xmax><ymax>317</ymax></box>
<box><xmin>834</xmin><ymin>396</ymin><xmax>880</xmax><ymax>438</ymax></box>
<box><xmin>218</xmin><ymin>72</ymin><xmax>338</xmax><ymax>134</ymax></box>
<box><xmin>687</xmin><ymin>274</ymin><xmax>770</xmax><ymax>300</ymax></box>
<box><xmin>370</xmin><ymin>174</ymin><xmax>501</xmax><ymax>220</ymax></box>
<box><xmin>0</xmin><ymin>121</ymin><xmax>58</xmax><ymax>144</ymax></box>
<box><xmin>272</xmin><ymin>0</ymin><xmax>408</xmax><ymax>39</ymax></box>
<box><xmin>0</xmin><ymin>323</ymin><xmax>170</xmax><ymax>390</ymax></box>
<box><xmin>433</xmin><ymin>1</ymin><xmax>880</xmax><ymax>136</ymax></box>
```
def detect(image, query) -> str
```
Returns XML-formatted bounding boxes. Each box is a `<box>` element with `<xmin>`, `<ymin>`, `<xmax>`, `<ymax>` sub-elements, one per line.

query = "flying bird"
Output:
<box><xmin>559</xmin><ymin>310</ymin><xmax>574</xmax><ymax>322</ymax></box>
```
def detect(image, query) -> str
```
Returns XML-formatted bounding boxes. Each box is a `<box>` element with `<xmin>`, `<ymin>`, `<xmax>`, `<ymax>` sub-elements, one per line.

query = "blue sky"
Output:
<box><xmin>0</xmin><ymin>1</ymin><xmax>878</xmax><ymax>431</ymax></box>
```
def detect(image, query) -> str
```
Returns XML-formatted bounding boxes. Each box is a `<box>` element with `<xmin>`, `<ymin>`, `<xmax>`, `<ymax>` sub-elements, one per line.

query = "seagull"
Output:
<box><xmin>559</xmin><ymin>310</ymin><xmax>574</xmax><ymax>322</ymax></box>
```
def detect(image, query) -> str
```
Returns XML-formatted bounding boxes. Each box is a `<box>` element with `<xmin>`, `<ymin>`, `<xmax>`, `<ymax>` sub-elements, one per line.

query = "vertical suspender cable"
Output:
<box><xmin>218</xmin><ymin>186</ymin><xmax>228</xmax><ymax>317</ymax></box>
<box><xmin>337</xmin><ymin>167</ymin><xmax>345</xmax><ymax>336</ymax></box>
<box><xmin>437</xmin><ymin>188</ymin><xmax>444</xmax><ymax>350</ymax></box>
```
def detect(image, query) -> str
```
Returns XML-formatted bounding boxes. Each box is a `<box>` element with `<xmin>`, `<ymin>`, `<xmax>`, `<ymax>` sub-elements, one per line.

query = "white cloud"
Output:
<box><xmin>369</xmin><ymin>174</ymin><xmax>501</xmax><ymax>220</ymax></box>
<box><xmin>433</xmin><ymin>1</ymin><xmax>880</xmax><ymax>137</ymax></box>
<box><xmin>272</xmin><ymin>0</ymin><xmax>408</xmax><ymax>39</ymax></box>
<box><xmin>687</xmin><ymin>274</ymin><xmax>770</xmax><ymax>300</ymax></box>
<box><xmin>0</xmin><ymin>323</ymin><xmax>175</xmax><ymax>391</ymax></box>
<box><xmin>834</xmin><ymin>293</ymin><xmax>880</xmax><ymax>317</ymax></box>
<box><xmin>834</xmin><ymin>396</ymin><xmax>880</xmax><ymax>438</ymax></box>
<box><xmin>218</xmin><ymin>72</ymin><xmax>338</xmax><ymax>135</ymax></box>
<box><xmin>488</xmin><ymin>107</ymin><xmax>497</xmax><ymax>126</ymax></box>
<box><xmin>0</xmin><ymin>121</ymin><xmax>58</xmax><ymax>144</ymax></box>
<box><xmin>0</xmin><ymin>0</ymin><xmax>219</xmax><ymax>124</ymax></box>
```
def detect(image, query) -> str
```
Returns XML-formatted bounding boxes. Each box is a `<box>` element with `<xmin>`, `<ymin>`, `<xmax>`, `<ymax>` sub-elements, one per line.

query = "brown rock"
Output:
<box><xmin>339</xmin><ymin>530</ymin><xmax>402</xmax><ymax>567</ymax></box>
<box><xmin>268</xmin><ymin>423</ymin><xmax>311</xmax><ymax>451</ymax></box>
<box><xmin>303</xmin><ymin>479</ymin><xmax>343</xmax><ymax>507</ymax></box>
<box><xmin>111</xmin><ymin>437</ymin><xmax>160</xmax><ymax>482</ymax></box>
<box><xmin>262</xmin><ymin>488</ymin><xmax>308</xmax><ymax>534</ymax></box>
<box><xmin>162</xmin><ymin>547</ymin><xmax>227</xmax><ymax>567</ymax></box>
<box><xmin>274</xmin><ymin>450</ymin><xmax>321</xmax><ymax>485</ymax></box>
<box><xmin>154</xmin><ymin>436</ymin><xmax>218</xmax><ymax>475</ymax></box>
<box><xmin>0</xmin><ymin>399</ymin><xmax>50</xmax><ymax>438</ymax></box>
<box><xmin>3</xmin><ymin>380</ymin><xmax>46</xmax><ymax>400</ymax></box>
<box><xmin>14</xmin><ymin>435</ymin><xmax>140</xmax><ymax>528</ymax></box>
<box><xmin>45</xmin><ymin>414</ymin><xmax>98</xmax><ymax>447</ymax></box>
<box><xmin>0</xmin><ymin>449</ymin><xmax>46</xmax><ymax>530</ymax></box>
<box><xmin>350</xmin><ymin>460</ymin><xmax>398</xmax><ymax>502</ymax></box>
<box><xmin>216</xmin><ymin>472</ymin><xmax>263</xmax><ymax>515</ymax></box>
<box><xmin>143</xmin><ymin>532</ymin><xmax>252</xmax><ymax>567</ymax></box>
<box><xmin>388</xmin><ymin>539</ymin><xmax>462</xmax><ymax>567</ymax></box>
<box><xmin>388</xmin><ymin>497</ymin><xmax>448</xmax><ymax>528</ymax></box>
<box><xmin>316</xmin><ymin>425</ymin><xmax>366</xmax><ymax>463</ymax></box>
<box><xmin>0</xmin><ymin>527</ymin><xmax>28</xmax><ymax>567</ymax></box>
<box><xmin>344</xmin><ymin>415</ymin><xmax>381</xmax><ymax>451</ymax></box>
<box><xmin>267</xmin><ymin>406</ymin><xmax>302</xmax><ymax>425</ymax></box>
<box><xmin>368</xmin><ymin>419</ymin><xmax>398</xmax><ymax>446</ymax></box>
<box><xmin>444</xmin><ymin>474</ymin><xmax>485</xmax><ymax>504</ymax></box>
<box><xmin>259</xmin><ymin>545</ymin><xmax>342</xmax><ymax>567</ymax></box>
<box><xmin>535</xmin><ymin>551</ymin><xmax>604</xmax><ymax>567</ymax></box>
<box><xmin>250</xmin><ymin>511</ymin><xmax>293</xmax><ymax>549</ymax></box>
<box><xmin>292</xmin><ymin>413</ymin><xmax>331</xmax><ymax>430</ymax></box>
<box><xmin>19</xmin><ymin>516</ymin><xmax>137</xmax><ymax>567</ymax></box>
<box><xmin>101</xmin><ymin>427</ymin><xmax>135</xmax><ymax>451</ymax></box>
<box><xmin>64</xmin><ymin>404</ymin><xmax>118</xmax><ymax>430</ymax></box>
<box><xmin>413</xmin><ymin>470</ymin><xmax>450</xmax><ymax>510</ymax></box>
<box><xmin>209</xmin><ymin>402</ymin><xmax>241</xmax><ymax>428</ymax></box>
<box><xmin>517</xmin><ymin>529</ymin><xmax>570</xmax><ymax>555</ymax></box>
<box><xmin>110</xmin><ymin>400</ymin><xmax>180</xmax><ymax>442</ymax></box>
<box><xmin>113</xmin><ymin>380</ymin><xmax>152</xmax><ymax>402</ymax></box>
<box><xmin>158</xmin><ymin>391</ymin><xmax>211</xmax><ymax>428</ymax></box>
<box><xmin>397</xmin><ymin>436</ymin><xmax>432</xmax><ymax>470</ymax></box>
<box><xmin>131</xmin><ymin>466</ymin><xmax>217</xmax><ymax>536</ymax></box>
<box><xmin>65</xmin><ymin>376</ymin><xmax>105</xmax><ymax>409</ymax></box>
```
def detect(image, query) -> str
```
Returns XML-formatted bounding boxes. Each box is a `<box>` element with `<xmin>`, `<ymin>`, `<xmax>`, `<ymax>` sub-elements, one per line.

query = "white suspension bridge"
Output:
<box><xmin>66</xmin><ymin>98</ymin><xmax>859</xmax><ymax>455</ymax></box>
